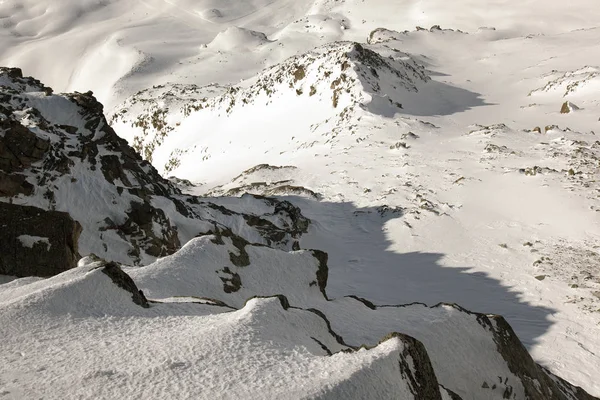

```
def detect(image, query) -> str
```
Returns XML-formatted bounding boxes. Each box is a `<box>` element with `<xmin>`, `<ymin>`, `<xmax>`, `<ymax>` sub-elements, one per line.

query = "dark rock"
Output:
<box><xmin>120</xmin><ymin>201</ymin><xmax>181</xmax><ymax>261</ymax></box>
<box><xmin>311</xmin><ymin>249</ymin><xmax>329</xmax><ymax>300</ymax></box>
<box><xmin>0</xmin><ymin>118</ymin><xmax>50</xmax><ymax>173</ymax></box>
<box><xmin>0</xmin><ymin>172</ymin><xmax>34</xmax><ymax>197</ymax></box>
<box><xmin>5</xmin><ymin>67</ymin><xmax>23</xmax><ymax>79</ymax></box>
<box><xmin>100</xmin><ymin>154</ymin><xmax>132</xmax><ymax>185</ymax></box>
<box><xmin>392</xmin><ymin>333</ymin><xmax>443</xmax><ymax>400</ymax></box>
<box><xmin>210</xmin><ymin>227</ymin><xmax>251</xmax><ymax>267</ymax></box>
<box><xmin>0</xmin><ymin>202</ymin><xmax>81</xmax><ymax>277</ymax></box>
<box><xmin>242</xmin><ymin>213</ymin><xmax>287</xmax><ymax>245</ymax></box>
<box><xmin>100</xmin><ymin>261</ymin><xmax>149</xmax><ymax>308</ymax></box>
<box><xmin>485</xmin><ymin>314</ymin><xmax>597</xmax><ymax>399</ymax></box>
<box><xmin>219</xmin><ymin>266</ymin><xmax>242</xmax><ymax>293</ymax></box>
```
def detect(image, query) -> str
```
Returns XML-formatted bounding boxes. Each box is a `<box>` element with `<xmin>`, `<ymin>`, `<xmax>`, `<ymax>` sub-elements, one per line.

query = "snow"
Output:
<box><xmin>1</xmin><ymin>0</ymin><xmax>600</xmax><ymax>398</ymax></box>
<box><xmin>16</xmin><ymin>235</ymin><xmax>50</xmax><ymax>250</ymax></box>
<box><xmin>0</xmin><ymin>262</ymin><xmax>426</xmax><ymax>399</ymax></box>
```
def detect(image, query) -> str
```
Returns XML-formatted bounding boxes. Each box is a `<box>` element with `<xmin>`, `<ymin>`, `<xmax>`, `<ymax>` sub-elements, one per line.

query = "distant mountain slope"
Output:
<box><xmin>110</xmin><ymin>40</ymin><xmax>430</xmax><ymax>181</ymax></box>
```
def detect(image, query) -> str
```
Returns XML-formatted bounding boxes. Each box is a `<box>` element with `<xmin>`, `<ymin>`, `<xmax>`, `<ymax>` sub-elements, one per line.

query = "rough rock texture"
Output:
<box><xmin>0</xmin><ymin>202</ymin><xmax>81</xmax><ymax>277</ymax></box>
<box><xmin>487</xmin><ymin>315</ymin><xmax>597</xmax><ymax>400</ymax></box>
<box><xmin>391</xmin><ymin>332</ymin><xmax>444</xmax><ymax>400</ymax></box>
<box><xmin>101</xmin><ymin>261</ymin><xmax>149</xmax><ymax>308</ymax></box>
<box><xmin>120</xmin><ymin>201</ymin><xmax>181</xmax><ymax>259</ymax></box>
<box><xmin>0</xmin><ymin>113</ymin><xmax>49</xmax><ymax>197</ymax></box>
<box><xmin>560</xmin><ymin>101</ymin><xmax>580</xmax><ymax>114</ymax></box>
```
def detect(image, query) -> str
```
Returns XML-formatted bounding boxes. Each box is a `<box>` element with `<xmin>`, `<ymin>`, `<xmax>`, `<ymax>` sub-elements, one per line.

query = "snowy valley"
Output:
<box><xmin>0</xmin><ymin>0</ymin><xmax>599</xmax><ymax>399</ymax></box>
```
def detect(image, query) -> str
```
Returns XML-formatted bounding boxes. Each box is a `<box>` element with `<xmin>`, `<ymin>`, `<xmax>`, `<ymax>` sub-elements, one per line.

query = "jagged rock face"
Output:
<box><xmin>387</xmin><ymin>332</ymin><xmax>444</xmax><ymax>400</ymax></box>
<box><xmin>486</xmin><ymin>315</ymin><xmax>596</xmax><ymax>400</ymax></box>
<box><xmin>0</xmin><ymin>67</ymin><xmax>312</xmax><ymax>268</ymax></box>
<box><xmin>0</xmin><ymin>202</ymin><xmax>81</xmax><ymax>277</ymax></box>
<box><xmin>0</xmin><ymin>104</ymin><xmax>50</xmax><ymax>197</ymax></box>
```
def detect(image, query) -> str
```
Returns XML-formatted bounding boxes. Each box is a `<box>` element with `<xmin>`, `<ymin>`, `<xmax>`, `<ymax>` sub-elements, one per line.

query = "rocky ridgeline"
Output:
<box><xmin>109</xmin><ymin>83</ymin><xmax>229</xmax><ymax>165</ymax></box>
<box><xmin>0</xmin><ymin>67</ymin><xmax>310</xmax><ymax>272</ymax></box>
<box><xmin>110</xmin><ymin>40</ymin><xmax>429</xmax><ymax>167</ymax></box>
<box><xmin>529</xmin><ymin>66</ymin><xmax>600</xmax><ymax>97</ymax></box>
<box><xmin>205</xmin><ymin>163</ymin><xmax>321</xmax><ymax>199</ymax></box>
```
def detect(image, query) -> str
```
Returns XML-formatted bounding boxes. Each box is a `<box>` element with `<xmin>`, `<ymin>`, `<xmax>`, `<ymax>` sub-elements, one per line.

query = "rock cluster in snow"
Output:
<box><xmin>110</xmin><ymin>41</ymin><xmax>429</xmax><ymax>169</ymax></box>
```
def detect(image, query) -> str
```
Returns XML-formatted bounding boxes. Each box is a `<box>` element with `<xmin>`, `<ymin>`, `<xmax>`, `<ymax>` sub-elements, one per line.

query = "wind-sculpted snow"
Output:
<box><xmin>0</xmin><ymin>257</ymin><xmax>446</xmax><ymax>399</ymax></box>
<box><xmin>1</xmin><ymin>231</ymin><xmax>597</xmax><ymax>399</ymax></box>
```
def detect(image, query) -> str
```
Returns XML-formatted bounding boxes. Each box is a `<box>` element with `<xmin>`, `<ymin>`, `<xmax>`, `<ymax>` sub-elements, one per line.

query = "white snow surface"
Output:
<box><xmin>16</xmin><ymin>235</ymin><xmax>50</xmax><ymax>250</ymax></box>
<box><xmin>0</xmin><ymin>258</ymin><xmax>431</xmax><ymax>399</ymax></box>
<box><xmin>1</xmin><ymin>0</ymin><xmax>600</xmax><ymax>398</ymax></box>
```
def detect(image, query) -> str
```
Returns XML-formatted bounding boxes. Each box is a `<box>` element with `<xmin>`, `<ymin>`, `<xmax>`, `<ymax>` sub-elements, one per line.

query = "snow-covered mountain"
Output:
<box><xmin>1</xmin><ymin>0</ymin><xmax>600</xmax><ymax>399</ymax></box>
<box><xmin>0</xmin><ymin>63</ymin><xmax>597</xmax><ymax>400</ymax></box>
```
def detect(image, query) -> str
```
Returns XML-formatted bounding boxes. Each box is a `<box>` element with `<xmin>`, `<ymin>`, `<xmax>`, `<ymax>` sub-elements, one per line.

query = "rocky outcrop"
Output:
<box><xmin>101</xmin><ymin>261</ymin><xmax>149</xmax><ymax>308</ymax></box>
<box><xmin>0</xmin><ymin>202</ymin><xmax>81</xmax><ymax>277</ymax></box>
<box><xmin>0</xmin><ymin>67</ymin><xmax>312</xmax><ymax>268</ymax></box>
<box><xmin>111</xmin><ymin>41</ymin><xmax>430</xmax><ymax>164</ymax></box>
<box><xmin>487</xmin><ymin>315</ymin><xmax>597</xmax><ymax>400</ymax></box>
<box><xmin>0</xmin><ymin>112</ymin><xmax>50</xmax><ymax>197</ymax></box>
<box><xmin>560</xmin><ymin>101</ymin><xmax>580</xmax><ymax>114</ymax></box>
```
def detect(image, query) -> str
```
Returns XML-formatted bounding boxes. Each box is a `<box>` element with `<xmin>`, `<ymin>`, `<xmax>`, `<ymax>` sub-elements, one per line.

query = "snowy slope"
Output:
<box><xmin>0</xmin><ymin>67</ymin><xmax>311</xmax><ymax>266</ymax></box>
<box><xmin>0</xmin><ymin>259</ymin><xmax>440</xmax><ymax>399</ymax></box>
<box><xmin>0</xmin><ymin>240</ymin><xmax>592</xmax><ymax>399</ymax></box>
<box><xmin>1</xmin><ymin>0</ymin><xmax>600</xmax><ymax>398</ymax></box>
<box><xmin>108</xmin><ymin>18</ymin><xmax>600</xmax><ymax>397</ymax></box>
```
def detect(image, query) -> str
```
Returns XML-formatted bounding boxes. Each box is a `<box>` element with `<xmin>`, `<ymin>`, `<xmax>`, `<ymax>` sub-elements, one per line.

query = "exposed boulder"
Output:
<box><xmin>0</xmin><ymin>116</ymin><xmax>50</xmax><ymax>197</ymax></box>
<box><xmin>0</xmin><ymin>118</ymin><xmax>50</xmax><ymax>172</ymax></box>
<box><xmin>560</xmin><ymin>101</ymin><xmax>580</xmax><ymax>114</ymax></box>
<box><xmin>0</xmin><ymin>202</ymin><xmax>81</xmax><ymax>277</ymax></box>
